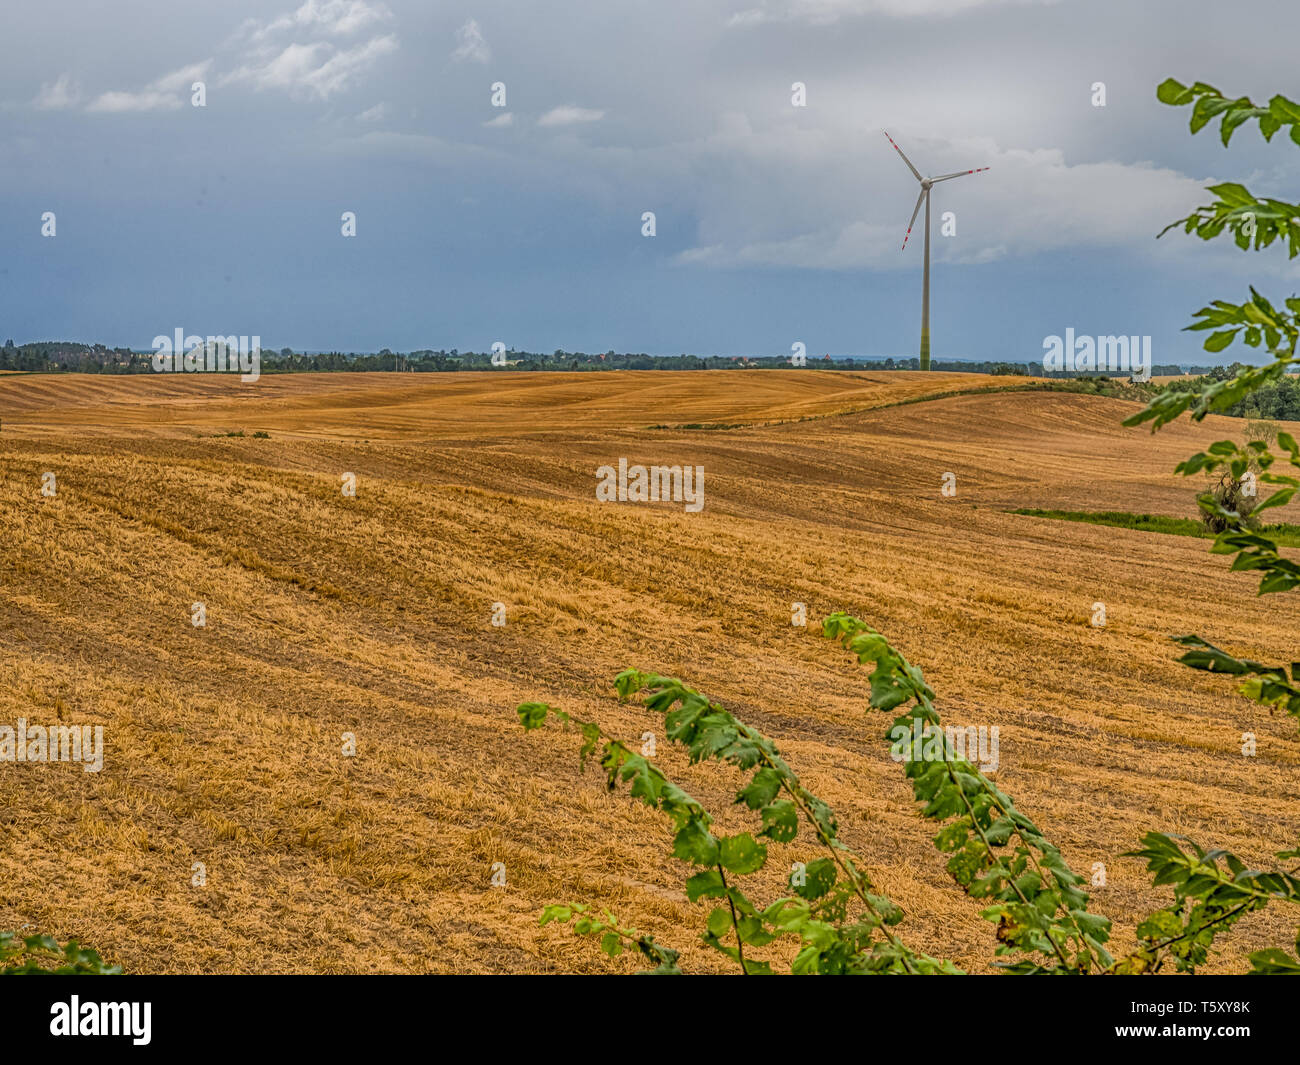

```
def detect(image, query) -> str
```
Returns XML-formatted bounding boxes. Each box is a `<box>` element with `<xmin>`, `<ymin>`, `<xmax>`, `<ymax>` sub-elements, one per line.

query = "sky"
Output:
<box><xmin>2</xmin><ymin>0</ymin><xmax>1298</xmax><ymax>363</ymax></box>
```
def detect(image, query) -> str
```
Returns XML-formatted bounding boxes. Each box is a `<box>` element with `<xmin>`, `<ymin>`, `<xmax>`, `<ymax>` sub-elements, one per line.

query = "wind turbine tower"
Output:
<box><xmin>884</xmin><ymin>131</ymin><xmax>989</xmax><ymax>371</ymax></box>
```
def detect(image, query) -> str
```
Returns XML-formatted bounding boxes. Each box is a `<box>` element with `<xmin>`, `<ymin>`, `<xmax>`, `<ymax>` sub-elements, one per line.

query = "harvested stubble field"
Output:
<box><xmin>1</xmin><ymin>368</ymin><xmax>1298</xmax><ymax>974</ymax></box>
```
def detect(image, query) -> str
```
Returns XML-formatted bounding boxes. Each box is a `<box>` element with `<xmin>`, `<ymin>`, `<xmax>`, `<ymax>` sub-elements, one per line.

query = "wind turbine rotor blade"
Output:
<box><xmin>883</xmin><ymin>130</ymin><xmax>922</xmax><ymax>183</ymax></box>
<box><xmin>901</xmin><ymin>188</ymin><xmax>926</xmax><ymax>250</ymax></box>
<box><xmin>931</xmin><ymin>166</ymin><xmax>991</xmax><ymax>183</ymax></box>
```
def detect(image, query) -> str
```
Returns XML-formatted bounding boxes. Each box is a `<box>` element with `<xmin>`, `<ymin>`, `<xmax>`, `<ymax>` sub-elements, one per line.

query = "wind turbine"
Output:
<box><xmin>884</xmin><ymin>131</ymin><xmax>989</xmax><ymax>371</ymax></box>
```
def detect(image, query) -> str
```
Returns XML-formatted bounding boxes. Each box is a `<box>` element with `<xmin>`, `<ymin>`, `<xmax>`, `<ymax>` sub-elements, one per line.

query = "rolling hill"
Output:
<box><xmin>2</xmin><ymin>370</ymin><xmax>1297</xmax><ymax>973</ymax></box>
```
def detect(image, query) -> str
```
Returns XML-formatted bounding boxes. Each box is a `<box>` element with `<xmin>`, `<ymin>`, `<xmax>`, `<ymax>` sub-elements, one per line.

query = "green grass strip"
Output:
<box><xmin>1010</xmin><ymin>508</ymin><xmax>1300</xmax><ymax>547</ymax></box>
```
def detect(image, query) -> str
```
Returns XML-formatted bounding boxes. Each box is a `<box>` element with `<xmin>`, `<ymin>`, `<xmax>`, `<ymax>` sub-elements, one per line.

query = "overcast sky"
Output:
<box><xmin>2</xmin><ymin>0</ymin><xmax>1297</xmax><ymax>361</ymax></box>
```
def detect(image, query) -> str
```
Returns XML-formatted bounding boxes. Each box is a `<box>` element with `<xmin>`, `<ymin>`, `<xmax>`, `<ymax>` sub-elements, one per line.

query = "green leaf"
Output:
<box><xmin>1269</xmin><ymin>94</ymin><xmax>1300</xmax><ymax>123</ymax></box>
<box><xmin>1156</xmin><ymin>78</ymin><xmax>1193</xmax><ymax>106</ymax></box>
<box><xmin>685</xmin><ymin>870</ymin><xmax>725</xmax><ymax>902</ymax></box>
<box><xmin>1137</xmin><ymin>908</ymin><xmax>1185</xmax><ymax>941</ymax></box>
<box><xmin>736</xmin><ymin>767</ymin><xmax>782</xmax><ymax>810</ymax></box>
<box><xmin>719</xmin><ymin>832</ymin><xmax>767</xmax><ymax>875</ymax></box>
<box><xmin>672</xmin><ymin>819</ymin><xmax>720</xmax><ymax>866</ymax></box>
<box><xmin>759</xmin><ymin>800</ymin><xmax>799</xmax><ymax>843</ymax></box>
<box><xmin>1207</xmin><ymin>182</ymin><xmax>1256</xmax><ymax>207</ymax></box>
<box><xmin>795</xmin><ymin>857</ymin><xmax>838</xmax><ymax>901</ymax></box>
<box><xmin>517</xmin><ymin>702</ymin><xmax>553</xmax><ymax>730</ymax></box>
<box><xmin>1249</xmin><ymin>948</ymin><xmax>1300</xmax><ymax>974</ymax></box>
<box><xmin>1204</xmin><ymin>329</ymin><xmax>1240</xmax><ymax>352</ymax></box>
<box><xmin>706</xmin><ymin>907</ymin><xmax>733</xmax><ymax>938</ymax></box>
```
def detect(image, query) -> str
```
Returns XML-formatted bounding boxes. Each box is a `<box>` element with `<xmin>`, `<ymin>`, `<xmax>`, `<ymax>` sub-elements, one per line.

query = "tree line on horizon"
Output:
<box><xmin>9</xmin><ymin>338</ymin><xmax>1295</xmax><ymax>419</ymax></box>
<box><xmin>0</xmin><ymin>337</ymin><xmax>1202</xmax><ymax>380</ymax></box>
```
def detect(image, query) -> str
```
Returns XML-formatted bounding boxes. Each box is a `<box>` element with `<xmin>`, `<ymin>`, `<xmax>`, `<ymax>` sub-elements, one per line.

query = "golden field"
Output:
<box><xmin>1</xmin><ymin>368</ymin><xmax>1298</xmax><ymax>974</ymax></box>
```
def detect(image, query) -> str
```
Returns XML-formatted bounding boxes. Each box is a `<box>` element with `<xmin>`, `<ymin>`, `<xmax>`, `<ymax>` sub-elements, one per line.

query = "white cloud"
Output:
<box><xmin>483</xmin><ymin>111</ymin><xmax>514</xmax><ymax>128</ymax></box>
<box><xmin>239</xmin><ymin>0</ymin><xmax>392</xmax><ymax>42</ymax></box>
<box><xmin>33</xmin><ymin>74</ymin><xmax>81</xmax><ymax>110</ymax></box>
<box><xmin>538</xmin><ymin>105</ymin><xmax>605</xmax><ymax>127</ymax></box>
<box><xmin>222</xmin><ymin>34</ymin><xmax>397</xmax><ymax>100</ymax></box>
<box><xmin>86</xmin><ymin>90</ymin><xmax>183</xmax><ymax>113</ymax></box>
<box><xmin>728</xmin><ymin>0</ymin><xmax>1057</xmax><ymax>24</ymax></box>
<box><xmin>85</xmin><ymin>60</ymin><xmax>212</xmax><ymax>113</ymax></box>
<box><xmin>356</xmin><ymin>101</ymin><xmax>388</xmax><ymax>122</ymax></box>
<box><xmin>452</xmin><ymin>19</ymin><xmax>491</xmax><ymax>63</ymax></box>
<box><xmin>673</xmin><ymin>129</ymin><xmax>1210</xmax><ymax>269</ymax></box>
<box><xmin>150</xmin><ymin>61</ymin><xmax>213</xmax><ymax>94</ymax></box>
<box><xmin>220</xmin><ymin>0</ymin><xmax>395</xmax><ymax>101</ymax></box>
<box><xmin>75</xmin><ymin>3</ymin><xmax>394</xmax><ymax>111</ymax></box>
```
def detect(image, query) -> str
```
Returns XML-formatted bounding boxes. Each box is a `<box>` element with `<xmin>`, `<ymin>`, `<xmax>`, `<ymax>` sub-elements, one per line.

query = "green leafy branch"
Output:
<box><xmin>1125</xmin><ymin>80</ymin><xmax>1300</xmax><ymax>728</ymax></box>
<box><xmin>1124</xmin><ymin>289</ymin><xmax>1297</xmax><ymax>435</ymax></box>
<box><xmin>538</xmin><ymin>905</ymin><xmax>682</xmax><ymax>974</ymax></box>
<box><xmin>1157</xmin><ymin>78</ymin><xmax>1300</xmax><ymax>148</ymax></box>
<box><xmin>1115</xmin><ymin>75</ymin><xmax>1300</xmax><ymax>975</ymax></box>
<box><xmin>1156</xmin><ymin>79</ymin><xmax>1300</xmax><ymax>256</ymax></box>
<box><xmin>821</xmin><ymin>612</ymin><xmax>1112</xmax><ymax>974</ymax></box>
<box><xmin>1158</xmin><ymin>183</ymin><xmax>1300</xmax><ymax>258</ymax></box>
<box><xmin>1129</xmin><ymin>355</ymin><xmax>1295</xmax><ymax>432</ymax></box>
<box><xmin>614</xmin><ymin>669</ymin><xmax>964</xmax><ymax>973</ymax></box>
<box><xmin>1171</xmin><ymin>634</ymin><xmax>1300</xmax><ymax>721</ymax></box>
<box><xmin>519</xmin><ymin>683</ymin><xmax>959</xmax><ymax>974</ymax></box>
<box><xmin>1115</xmin><ymin>834</ymin><xmax>1300</xmax><ymax>974</ymax></box>
<box><xmin>1182</xmin><ymin>288</ymin><xmax>1300</xmax><ymax>356</ymax></box>
<box><xmin>0</xmin><ymin>931</ymin><xmax>120</xmax><ymax>975</ymax></box>
<box><xmin>518</xmin><ymin>700</ymin><xmax>766</xmax><ymax>973</ymax></box>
